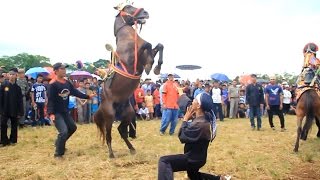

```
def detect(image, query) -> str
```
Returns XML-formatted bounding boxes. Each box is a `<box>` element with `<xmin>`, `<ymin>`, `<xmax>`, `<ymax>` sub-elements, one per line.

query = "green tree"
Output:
<box><xmin>0</xmin><ymin>53</ymin><xmax>51</xmax><ymax>71</ymax></box>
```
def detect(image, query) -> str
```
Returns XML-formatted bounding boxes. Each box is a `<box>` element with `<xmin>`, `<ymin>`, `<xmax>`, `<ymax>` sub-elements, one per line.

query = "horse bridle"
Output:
<box><xmin>119</xmin><ymin>7</ymin><xmax>143</xmax><ymax>24</ymax></box>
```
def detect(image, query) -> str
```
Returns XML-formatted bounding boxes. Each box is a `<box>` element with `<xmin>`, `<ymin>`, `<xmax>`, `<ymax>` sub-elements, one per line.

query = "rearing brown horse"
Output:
<box><xmin>94</xmin><ymin>4</ymin><xmax>163</xmax><ymax>158</ymax></box>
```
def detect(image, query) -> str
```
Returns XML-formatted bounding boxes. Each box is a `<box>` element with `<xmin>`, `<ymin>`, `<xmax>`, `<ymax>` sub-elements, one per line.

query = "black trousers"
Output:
<box><xmin>158</xmin><ymin>154</ymin><xmax>220</xmax><ymax>180</ymax></box>
<box><xmin>128</xmin><ymin>116</ymin><xmax>136</xmax><ymax>138</ymax></box>
<box><xmin>1</xmin><ymin>115</ymin><xmax>18</xmax><ymax>145</ymax></box>
<box><xmin>267</xmin><ymin>105</ymin><xmax>285</xmax><ymax>128</ymax></box>
<box><xmin>282</xmin><ymin>103</ymin><xmax>290</xmax><ymax>115</ymax></box>
<box><xmin>213</xmin><ymin>103</ymin><xmax>223</xmax><ymax>121</ymax></box>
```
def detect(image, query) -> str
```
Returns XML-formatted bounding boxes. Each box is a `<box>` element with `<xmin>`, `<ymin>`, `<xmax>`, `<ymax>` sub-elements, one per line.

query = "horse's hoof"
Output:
<box><xmin>130</xmin><ymin>149</ymin><xmax>136</xmax><ymax>155</ymax></box>
<box><xmin>153</xmin><ymin>66</ymin><xmax>160</xmax><ymax>75</ymax></box>
<box><xmin>109</xmin><ymin>154</ymin><xmax>115</xmax><ymax>158</ymax></box>
<box><xmin>293</xmin><ymin>148</ymin><xmax>299</xmax><ymax>153</ymax></box>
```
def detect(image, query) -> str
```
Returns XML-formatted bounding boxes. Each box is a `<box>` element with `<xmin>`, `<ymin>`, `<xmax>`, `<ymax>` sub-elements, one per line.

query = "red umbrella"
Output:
<box><xmin>239</xmin><ymin>75</ymin><xmax>252</xmax><ymax>86</ymax></box>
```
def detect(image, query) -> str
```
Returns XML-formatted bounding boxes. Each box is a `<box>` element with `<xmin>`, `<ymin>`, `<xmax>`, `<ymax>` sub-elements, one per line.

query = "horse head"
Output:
<box><xmin>303</xmin><ymin>43</ymin><xmax>318</xmax><ymax>67</ymax></box>
<box><xmin>114</xmin><ymin>4</ymin><xmax>149</xmax><ymax>26</ymax></box>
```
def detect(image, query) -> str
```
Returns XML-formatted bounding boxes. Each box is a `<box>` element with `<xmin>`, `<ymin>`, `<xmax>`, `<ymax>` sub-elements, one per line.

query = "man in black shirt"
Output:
<box><xmin>0</xmin><ymin>68</ymin><xmax>24</xmax><ymax>146</ymax></box>
<box><xmin>246</xmin><ymin>74</ymin><xmax>265</xmax><ymax>130</ymax></box>
<box><xmin>48</xmin><ymin>63</ymin><xmax>94</xmax><ymax>158</ymax></box>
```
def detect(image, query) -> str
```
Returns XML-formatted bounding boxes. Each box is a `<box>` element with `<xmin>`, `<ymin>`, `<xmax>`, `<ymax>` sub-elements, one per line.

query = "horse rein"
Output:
<box><xmin>110</xmin><ymin>8</ymin><xmax>143</xmax><ymax>80</ymax></box>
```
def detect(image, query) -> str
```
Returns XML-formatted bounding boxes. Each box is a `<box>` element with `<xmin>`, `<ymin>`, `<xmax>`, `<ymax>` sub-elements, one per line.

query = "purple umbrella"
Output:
<box><xmin>70</xmin><ymin>70</ymin><xmax>92</xmax><ymax>80</ymax></box>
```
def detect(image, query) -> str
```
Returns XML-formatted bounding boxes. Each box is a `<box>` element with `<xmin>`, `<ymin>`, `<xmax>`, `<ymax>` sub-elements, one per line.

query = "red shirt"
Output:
<box><xmin>153</xmin><ymin>89</ymin><xmax>160</xmax><ymax>105</ymax></box>
<box><xmin>134</xmin><ymin>88</ymin><xmax>144</xmax><ymax>103</ymax></box>
<box><xmin>162</xmin><ymin>81</ymin><xmax>179</xmax><ymax>109</ymax></box>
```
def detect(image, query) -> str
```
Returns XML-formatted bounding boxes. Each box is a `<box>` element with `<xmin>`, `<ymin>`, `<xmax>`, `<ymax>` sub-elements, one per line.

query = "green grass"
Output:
<box><xmin>0</xmin><ymin>115</ymin><xmax>320</xmax><ymax>179</ymax></box>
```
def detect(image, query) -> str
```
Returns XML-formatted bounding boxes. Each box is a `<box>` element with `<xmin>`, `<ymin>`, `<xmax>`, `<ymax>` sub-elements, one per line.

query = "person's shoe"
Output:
<box><xmin>271</xmin><ymin>127</ymin><xmax>276</xmax><ymax>130</ymax></box>
<box><xmin>281</xmin><ymin>128</ymin><xmax>286</xmax><ymax>132</ymax></box>
<box><xmin>251</xmin><ymin>126</ymin><xmax>255</xmax><ymax>130</ymax></box>
<box><xmin>54</xmin><ymin>154</ymin><xmax>64</xmax><ymax>160</ymax></box>
<box><xmin>220</xmin><ymin>175</ymin><xmax>232</xmax><ymax>180</ymax></box>
<box><xmin>159</xmin><ymin>132</ymin><xmax>164</xmax><ymax>136</ymax></box>
<box><xmin>257</xmin><ymin>127</ymin><xmax>261</xmax><ymax>131</ymax></box>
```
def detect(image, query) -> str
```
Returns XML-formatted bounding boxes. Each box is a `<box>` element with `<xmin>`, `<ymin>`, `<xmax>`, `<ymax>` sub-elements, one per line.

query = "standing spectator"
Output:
<box><xmin>221</xmin><ymin>84</ymin><xmax>228</xmax><ymax>118</ymax></box>
<box><xmin>144</xmin><ymin>89</ymin><xmax>154</xmax><ymax>120</ymax></box>
<box><xmin>211</xmin><ymin>80</ymin><xmax>224</xmax><ymax>121</ymax></box>
<box><xmin>153</xmin><ymin>84</ymin><xmax>161</xmax><ymax>118</ymax></box>
<box><xmin>134</xmin><ymin>83</ymin><xmax>145</xmax><ymax>109</ymax></box>
<box><xmin>228</xmin><ymin>80</ymin><xmax>239</xmax><ymax>119</ymax></box>
<box><xmin>76</xmin><ymin>80</ymin><xmax>87</xmax><ymax>124</ymax></box>
<box><xmin>30</xmin><ymin>74</ymin><xmax>47</xmax><ymax>126</ymax></box>
<box><xmin>160</xmin><ymin>73</ymin><xmax>179</xmax><ymax>136</ymax></box>
<box><xmin>16</xmin><ymin>69</ymin><xmax>29</xmax><ymax>128</ymax></box>
<box><xmin>265</xmin><ymin>76</ymin><xmax>286</xmax><ymax>131</ymax></box>
<box><xmin>246</xmin><ymin>74</ymin><xmax>264</xmax><ymax>130</ymax></box>
<box><xmin>141</xmin><ymin>78</ymin><xmax>152</xmax><ymax>94</ymax></box>
<box><xmin>47</xmin><ymin>63</ymin><xmax>94</xmax><ymax>158</ymax></box>
<box><xmin>282</xmin><ymin>85</ymin><xmax>292</xmax><ymax>115</ymax></box>
<box><xmin>0</xmin><ymin>68</ymin><xmax>24</xmax><ymax>146</ymax></box>
<box><xmin>193</xmin><ymin>81</ymin><xmax>205</xmax><ymax>98</ymax></box>
<box><xmin>85</xmin><ymin>82</ymin><xmax>93</xmax><ymax>123</ymax></box>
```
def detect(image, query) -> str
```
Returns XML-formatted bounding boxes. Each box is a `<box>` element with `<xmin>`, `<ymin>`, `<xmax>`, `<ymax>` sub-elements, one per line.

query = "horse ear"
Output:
<box><xmin>114</xmin><ymin>6</ymin><xmax>119</xmax><ymax>10</ymax></box>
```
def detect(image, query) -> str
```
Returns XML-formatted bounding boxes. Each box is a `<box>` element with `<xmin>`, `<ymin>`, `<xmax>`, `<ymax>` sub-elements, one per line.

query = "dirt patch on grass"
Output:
<box><xmin>288</xmin><ymin>163</ymin><xmax>320</xmax><ymax>180</ymax></box>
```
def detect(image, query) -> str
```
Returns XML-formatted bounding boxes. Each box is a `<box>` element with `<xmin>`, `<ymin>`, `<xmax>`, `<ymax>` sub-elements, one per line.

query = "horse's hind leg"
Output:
<box><xmin>118</xmin><ymin>103</ymin><xmax>136</xmax><ymax>155</ymax></box>
<box><xmin>294</xmin><ymin>116</ymin><xmax>303</xmax><ymax>152</ymax></box>
<box><xmin>152</xmin><ymin>43</ymin><xmax>164</xmax><ymax>75</ymax></box>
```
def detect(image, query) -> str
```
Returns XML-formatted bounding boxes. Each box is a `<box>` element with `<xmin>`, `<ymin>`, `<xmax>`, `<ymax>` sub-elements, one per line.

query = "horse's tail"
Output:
<box><xmin>301</xmin><ymin>90</ymin><xmax>315</xmax><ymax>140</ymax></box>
<box><xmin>94</xmin><ymin>107</ymin><xmax>106</xmax><ymax>144</ymax></box>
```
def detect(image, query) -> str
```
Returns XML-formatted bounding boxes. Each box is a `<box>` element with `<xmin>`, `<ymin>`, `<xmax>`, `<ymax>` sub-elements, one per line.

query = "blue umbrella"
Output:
<box><xmin>160</xmin><ymin>73</ymin><xmax>181</xmax><ymax>79</ymax></box>
<box><xmin>210</xmin><ymin>73</ymin><xmax>230</xmax><ymax>82</ymax></box>
<box><xmin>25</xmin><ymin>67</ymin><xmax>49</xmax><ymax>79</ymax></box>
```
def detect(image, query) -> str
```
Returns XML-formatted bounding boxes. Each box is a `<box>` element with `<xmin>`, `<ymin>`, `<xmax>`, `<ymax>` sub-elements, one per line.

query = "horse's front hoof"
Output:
<box><xmin>153</xmin><ymin>66</ymin><xmax>161</xmax><ymax>75</ymax></box>
<box><xmin>109</xmin><ymin>153</ymin><xmax>115</xmax><ymax>158</ymax></box>
<box><xmin>130</xmin><ymin>149</ymin><xmax>136</xmax><ymax>155</ymax></box>
<box><xmin>293</xmin><ymin>148</ymin><xmax>299</xmax><ymax>153</ymax></box>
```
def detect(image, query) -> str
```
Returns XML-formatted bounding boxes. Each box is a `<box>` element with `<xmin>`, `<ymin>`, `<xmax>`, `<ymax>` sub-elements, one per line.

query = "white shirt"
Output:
<box><xmin>283</xmin><ymin>89</ymin><xmax>292</xmax><ymax>104</ymax></box>
<box><xmin>211</xmin><ymin>88</ymin><xmax>222</xmax><ymax>103</ymax></box>
<box><xmin>138</xmin><ymin>107</ymin><xmax>149</xmax><ymax>115</ymax></box>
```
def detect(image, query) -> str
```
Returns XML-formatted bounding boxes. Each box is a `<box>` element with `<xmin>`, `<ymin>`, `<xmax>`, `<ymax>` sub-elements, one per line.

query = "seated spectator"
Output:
<box><xmin>238</xmin><ymin>103</ymin><xmax>247</xmax><ymax>118</ymax></box>
<box><xmin>138</xmin><ymin>102</ymin><xmax>150</xmax><ymax>120</ymax></box>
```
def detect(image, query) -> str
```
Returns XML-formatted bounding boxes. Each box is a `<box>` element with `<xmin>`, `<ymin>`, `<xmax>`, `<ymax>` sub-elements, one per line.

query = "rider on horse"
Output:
<box><xmin>297</xmin><ymin>42</ymin><xmax>320</xmax><ymax>87</ymax></box>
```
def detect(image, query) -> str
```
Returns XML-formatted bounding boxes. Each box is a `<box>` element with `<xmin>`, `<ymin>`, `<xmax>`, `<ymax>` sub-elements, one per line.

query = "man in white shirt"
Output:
<box><xmin>211</xmin><ymin>80</ymin><xmax>224</xmax><ymax>121</ymax></box>
<box><xmin>282</xmin><ymin>85</ymin><xmax>292</xmax><ymax>115</ymax></box>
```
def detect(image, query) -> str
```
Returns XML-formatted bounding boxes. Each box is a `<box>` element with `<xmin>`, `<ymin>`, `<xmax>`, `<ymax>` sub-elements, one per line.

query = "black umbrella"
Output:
<box><xmin>176</xmin><ymin>65</ymin><xmax>202</xmax><ymax>70</ymax></box>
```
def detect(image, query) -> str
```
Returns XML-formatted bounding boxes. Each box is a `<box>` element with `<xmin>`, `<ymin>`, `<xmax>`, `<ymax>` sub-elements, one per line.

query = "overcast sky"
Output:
<box><xmin>1</xmin><ymin>0</ymin><xmax>320</xmax><ymax>80</ymax></box>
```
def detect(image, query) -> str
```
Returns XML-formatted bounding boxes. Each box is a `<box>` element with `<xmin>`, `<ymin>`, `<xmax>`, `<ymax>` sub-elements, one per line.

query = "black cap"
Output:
<box><xmin>53</xmin><ymin>63</ymin><xmax>69</xmax><ymax>70</ymax></box>
<box><xmin>9</xmin><ymin>68</ymin><xmax>18</xmax><ymax>73</ymax></box>
<box><xmin>250</xmin><ymin>74</ymin><xmax>257</xmax><ymax>78</ymax></box>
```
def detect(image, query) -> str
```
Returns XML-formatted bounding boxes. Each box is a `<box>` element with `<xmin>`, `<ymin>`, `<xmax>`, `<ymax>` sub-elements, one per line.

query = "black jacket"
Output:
<box><xmin>0</xmin><ymin>81</ymin><xmax>24</xmax><ymax>117</ymax></box>
<box><xmin>246</xmin><ymin>83</ymin><xmax>265</xmax><ymax>106</ymax></box>
<box><xmin>178</xmin><ymin>117</ymin><xmax>211</xmax><ymax>166</ymax></box>
<box><xmin>47</xmin><ymin>80</ymin><xmax>89</xmax><ymax>115</ymax></box>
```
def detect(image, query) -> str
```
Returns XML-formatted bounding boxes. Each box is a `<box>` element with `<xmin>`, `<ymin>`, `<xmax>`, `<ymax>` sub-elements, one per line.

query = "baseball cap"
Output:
<box><xmin>53</xmin><ymin>63</ymin><xmax>69</xmax><ymax>70</ymax></box>
<box><xmin>9</xmin><ymin>68</ymin><xmax>18</xmax><ymax>73</ymax></box>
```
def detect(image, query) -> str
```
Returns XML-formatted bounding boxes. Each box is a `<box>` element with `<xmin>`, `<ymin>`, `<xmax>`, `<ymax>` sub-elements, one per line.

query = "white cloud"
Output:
<box><xmin>1</xmin><ymin>0</ymin><xmax>320</xmax><ymax>80</ymax></box>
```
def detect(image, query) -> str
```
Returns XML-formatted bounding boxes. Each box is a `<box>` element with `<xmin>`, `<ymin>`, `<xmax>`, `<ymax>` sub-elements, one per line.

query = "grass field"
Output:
<box><xmin>0</xmin><ymin>115</ymin><xmax>320</xmax><ymax>180</ymax></box>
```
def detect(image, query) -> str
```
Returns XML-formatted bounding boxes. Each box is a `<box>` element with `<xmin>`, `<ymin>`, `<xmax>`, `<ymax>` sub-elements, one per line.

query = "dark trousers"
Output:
<box><xmin>32</xmin><ymin>103</ymin><xmax>45</xmax><ymax>126</ymax></box>
<box><xmin>1</xmin><ymin>115</ymin><xmax>18</xmax><ymax>145</ymax></box>
<box><xmin>282</xmin><ymin>103</ymin><xmax>290</xmax><ymax>115</ymax></box>
<box><xmin>155</xmin><ymin>104</ymin><xmax>162</xmax><ymax>118</ymax></box>
<box><xmin>158</xmin><ymin>154</ymin><xmax>220</xmax><ymax>180</ymax></box>
<box><xmin>213</xmin><ymin>103</ymin><xmax>223</xmax><ymax>121</ymax></box>
<box><xmin>54</xmin><ymin>113</ymin><xmax>77</xmax><ymax>156</ymax></box>
<box><xmin>129</xmin><ymin>116</ymin><xmax>136</xmax><ymax>138</ymax></box>
<box><xmin>267</xmin><ymin>105</ymin><xmax>285</xmax><ymax>128</ymax></box>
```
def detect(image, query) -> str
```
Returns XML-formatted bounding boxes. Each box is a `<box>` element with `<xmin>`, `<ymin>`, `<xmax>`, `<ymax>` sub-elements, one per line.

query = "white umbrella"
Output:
<box><xmin>91</xmin><ymin>74</ymin><xmax>102</xmax><ymax>80</ymax></box>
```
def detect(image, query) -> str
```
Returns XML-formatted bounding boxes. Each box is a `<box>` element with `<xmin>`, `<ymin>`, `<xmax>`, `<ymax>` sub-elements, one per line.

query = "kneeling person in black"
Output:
<box><xmin>158</xmin><ymin>93</ymin><xmax>231</xmax><ymax>180</ymax></box>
